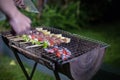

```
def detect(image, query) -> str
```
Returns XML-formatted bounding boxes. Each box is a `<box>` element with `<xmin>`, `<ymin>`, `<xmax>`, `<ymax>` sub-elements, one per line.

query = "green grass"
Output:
<box><xmin>0</xmin><ymin>55</ymin><xmax>54</xmax><ymax>80</ymax></box>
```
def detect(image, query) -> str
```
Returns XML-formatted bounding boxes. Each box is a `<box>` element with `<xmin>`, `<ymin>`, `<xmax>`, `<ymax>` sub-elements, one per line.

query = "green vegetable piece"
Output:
<box><xmin>35</xmin><ymin>41</ymin><xmax>42</xmax><ymax>45</ymax></box>
<box><xmin>29</xmin><ymin>39</ymin><xmax>35</xmax><ymax>44</ymax></box>
<box><xmin>22</xmin><ymin>35</ymin><xmax>30</xmax><ymax>42</ymax></box>
<box><xmin>43</xmin><ymin>41</ymin><xmax>48</xmax><ymax>48</ymax></box>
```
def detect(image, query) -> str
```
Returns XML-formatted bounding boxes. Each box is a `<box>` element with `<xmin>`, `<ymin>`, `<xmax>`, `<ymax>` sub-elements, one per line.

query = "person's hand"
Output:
<box><xmin>9</xmin><ymin>11</ymin><xmax>31</xmax><ymax>34</ymax></box>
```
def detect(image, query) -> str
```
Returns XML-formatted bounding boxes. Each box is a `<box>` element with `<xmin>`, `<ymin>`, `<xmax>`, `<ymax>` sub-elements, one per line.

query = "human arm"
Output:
<box><xmin>0</xmin><ymin>0</ymin><xmax>31</xmax><ymax>34</ymax></box>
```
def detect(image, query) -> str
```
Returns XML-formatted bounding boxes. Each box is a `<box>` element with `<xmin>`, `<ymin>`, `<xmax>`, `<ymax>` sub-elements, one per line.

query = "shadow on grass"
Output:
<box><xmin>92</xmin><ymin>69</ymin><xmax>120</xmax><ymax>80</ymax></box>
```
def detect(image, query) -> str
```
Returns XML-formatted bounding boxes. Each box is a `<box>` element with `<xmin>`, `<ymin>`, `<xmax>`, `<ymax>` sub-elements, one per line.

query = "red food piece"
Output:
<box><xmin>53</xmin><ymin>47</ymin><xmax>58</xmax><ymax>51</ymax></box>
<box><xmin>62</xmin><ymin>55</ymin><xmax>67</xmax><ymax>60</ymax></box>
<box><xmin>63</xmin><ymin>48</ymin><xmax>68</xmax><ymax>55</ymax></box>
<box><xmin>44</xmin><ymin>48</ymin><xmax>55</xmax><ymax>53</ymax></box>
<box><xmin>56</xmin><ymin>50</ymin><xmax>61</xmax><ymax>58</ymax></box>
<box><xmin>31</xmin><ymin>34</ymin><xmax>35</xmax><ymax>39</ymax></box>
<box><xmin>49</xmin><ymin>39</ymin><xmax>55</xmax><ymax>46</ymax></box>
<box><xmin>38</xmin><ymin>37</ymin><xmax>43</xmax><ymax>41</ymax></box>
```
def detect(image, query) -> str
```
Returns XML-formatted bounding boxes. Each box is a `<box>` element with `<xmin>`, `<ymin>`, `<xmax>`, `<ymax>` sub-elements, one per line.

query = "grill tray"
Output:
<box><xmin>1</xmin><ymin>27</ymin><xmax>108</xmax><ymax>70</ymax></box>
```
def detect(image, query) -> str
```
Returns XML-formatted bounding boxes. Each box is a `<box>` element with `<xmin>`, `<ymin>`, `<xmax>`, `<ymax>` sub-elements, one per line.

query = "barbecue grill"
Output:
<box><xmin>1</xmin><ymin>27</ymin><xmax>109</xmax><ymax>80</ymax></box>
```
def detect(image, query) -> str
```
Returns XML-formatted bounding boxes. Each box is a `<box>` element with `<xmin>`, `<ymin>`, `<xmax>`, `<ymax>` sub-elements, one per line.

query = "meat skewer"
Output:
<box><xmin>21</xmin><ymin>27</ymin><xmax>71</xmax><ymax>48</ymax></box>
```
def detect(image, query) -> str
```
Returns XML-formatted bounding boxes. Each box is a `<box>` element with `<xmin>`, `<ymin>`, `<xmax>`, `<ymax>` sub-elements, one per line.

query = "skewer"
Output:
<box><xmin>19</xmin><ymin>42</ymin><xmax>30</xmax><ymax>44</ymax></box>
<box><xmin>5</xmin><ymin>34</ymin><xmax>12</xmax><ymax>37</ymax></box>
<box><xmin>10</xmin><ymin>37</ymin><xmax>24</xmax><ymax>41</ymax></box>
<box><xmin>7</xmin><ymin>36</ymin><xmax>17</xmax><ymax>39</ymax></box>
<box><xmin>25</xmin><ymin>45</ymin><xmax>42</xmax><ymax>49</ymax></box>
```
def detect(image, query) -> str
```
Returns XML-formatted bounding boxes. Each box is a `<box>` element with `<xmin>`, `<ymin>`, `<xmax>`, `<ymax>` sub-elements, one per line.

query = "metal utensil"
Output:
<box><xmin>24</xmin><ymin>0</ymin><xmax>39</xmax><ymax>13</ymax></box>
<box><xmin>0</xmin><ymin>0</ymin><xmax>39</xmax><ymax>21</ymax></box>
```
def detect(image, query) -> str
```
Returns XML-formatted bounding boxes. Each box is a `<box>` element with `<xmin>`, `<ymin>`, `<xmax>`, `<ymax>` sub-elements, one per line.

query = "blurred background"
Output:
<box><xmin>0</xmin><ymin>0</ymin><xmax>120</xmax><ymax>80</ymax></box>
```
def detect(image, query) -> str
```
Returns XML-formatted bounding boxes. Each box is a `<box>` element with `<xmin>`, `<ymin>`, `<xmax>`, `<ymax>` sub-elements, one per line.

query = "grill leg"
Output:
<box><xmin>30</xmin><ymin>62</ymin><xmax>38</xmax><ymax>79</ymax></box>
<box><xmin>53</xmin><ymin>70</ymin><xmax>61</xmax><ymax>80</ymax></box>
<box><xmin>12</xmin><ymin>49</ymin><xmax>30</xmax><ymax>80</ymax></box>
<box><xmin>12</xmin><ymin>49</ymin><xmax>37</xmax><ymax>80</ymax></box>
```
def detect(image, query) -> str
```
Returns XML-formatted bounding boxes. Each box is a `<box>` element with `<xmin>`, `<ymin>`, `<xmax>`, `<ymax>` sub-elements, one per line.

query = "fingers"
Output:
<box><xmin>18</xmin><ymin>22</ymin><xmax>31</xmax><ymax>35</ymax></box>
<box><xmin>14</xmin><ymin>0</ymin><xmax>26</xmax><ymax>9</ymax></box>
<box><xmin>25</xmin><ymin>17</ymin><xmax>31</xmax><ymax>32</ymax></box>
<box><xmin>9</xmin><ymin>14</ymin><xmax>32</xmax><ymax>35</ymax></box>
<box><xmin>26</xmin><ymin>17</ymin><xmax>31</xmax><ymax>29</ymax></box>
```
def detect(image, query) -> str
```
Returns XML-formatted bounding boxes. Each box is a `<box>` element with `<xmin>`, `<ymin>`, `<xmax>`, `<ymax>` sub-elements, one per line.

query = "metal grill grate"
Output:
<box><xmin>1</xmin><ymin>27</ymin><xmax>109</xmax><ymax>68</ymax></box>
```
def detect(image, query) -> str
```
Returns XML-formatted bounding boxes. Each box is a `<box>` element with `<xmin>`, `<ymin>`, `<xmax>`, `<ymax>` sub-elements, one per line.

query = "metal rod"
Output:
<box><xmin>30</xmin><ymin>62</ymin><xmax>38</xmax><ymax>79</ymax></box>
<box><xmin>53</xmin><ymin>70</ymin><xmax>61</xmax><ymax>80</ymax></box>
<box><xmin>12</xmin><ymin>49</ymin><xmax>30</xmax><ymax>80</ymax></box>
